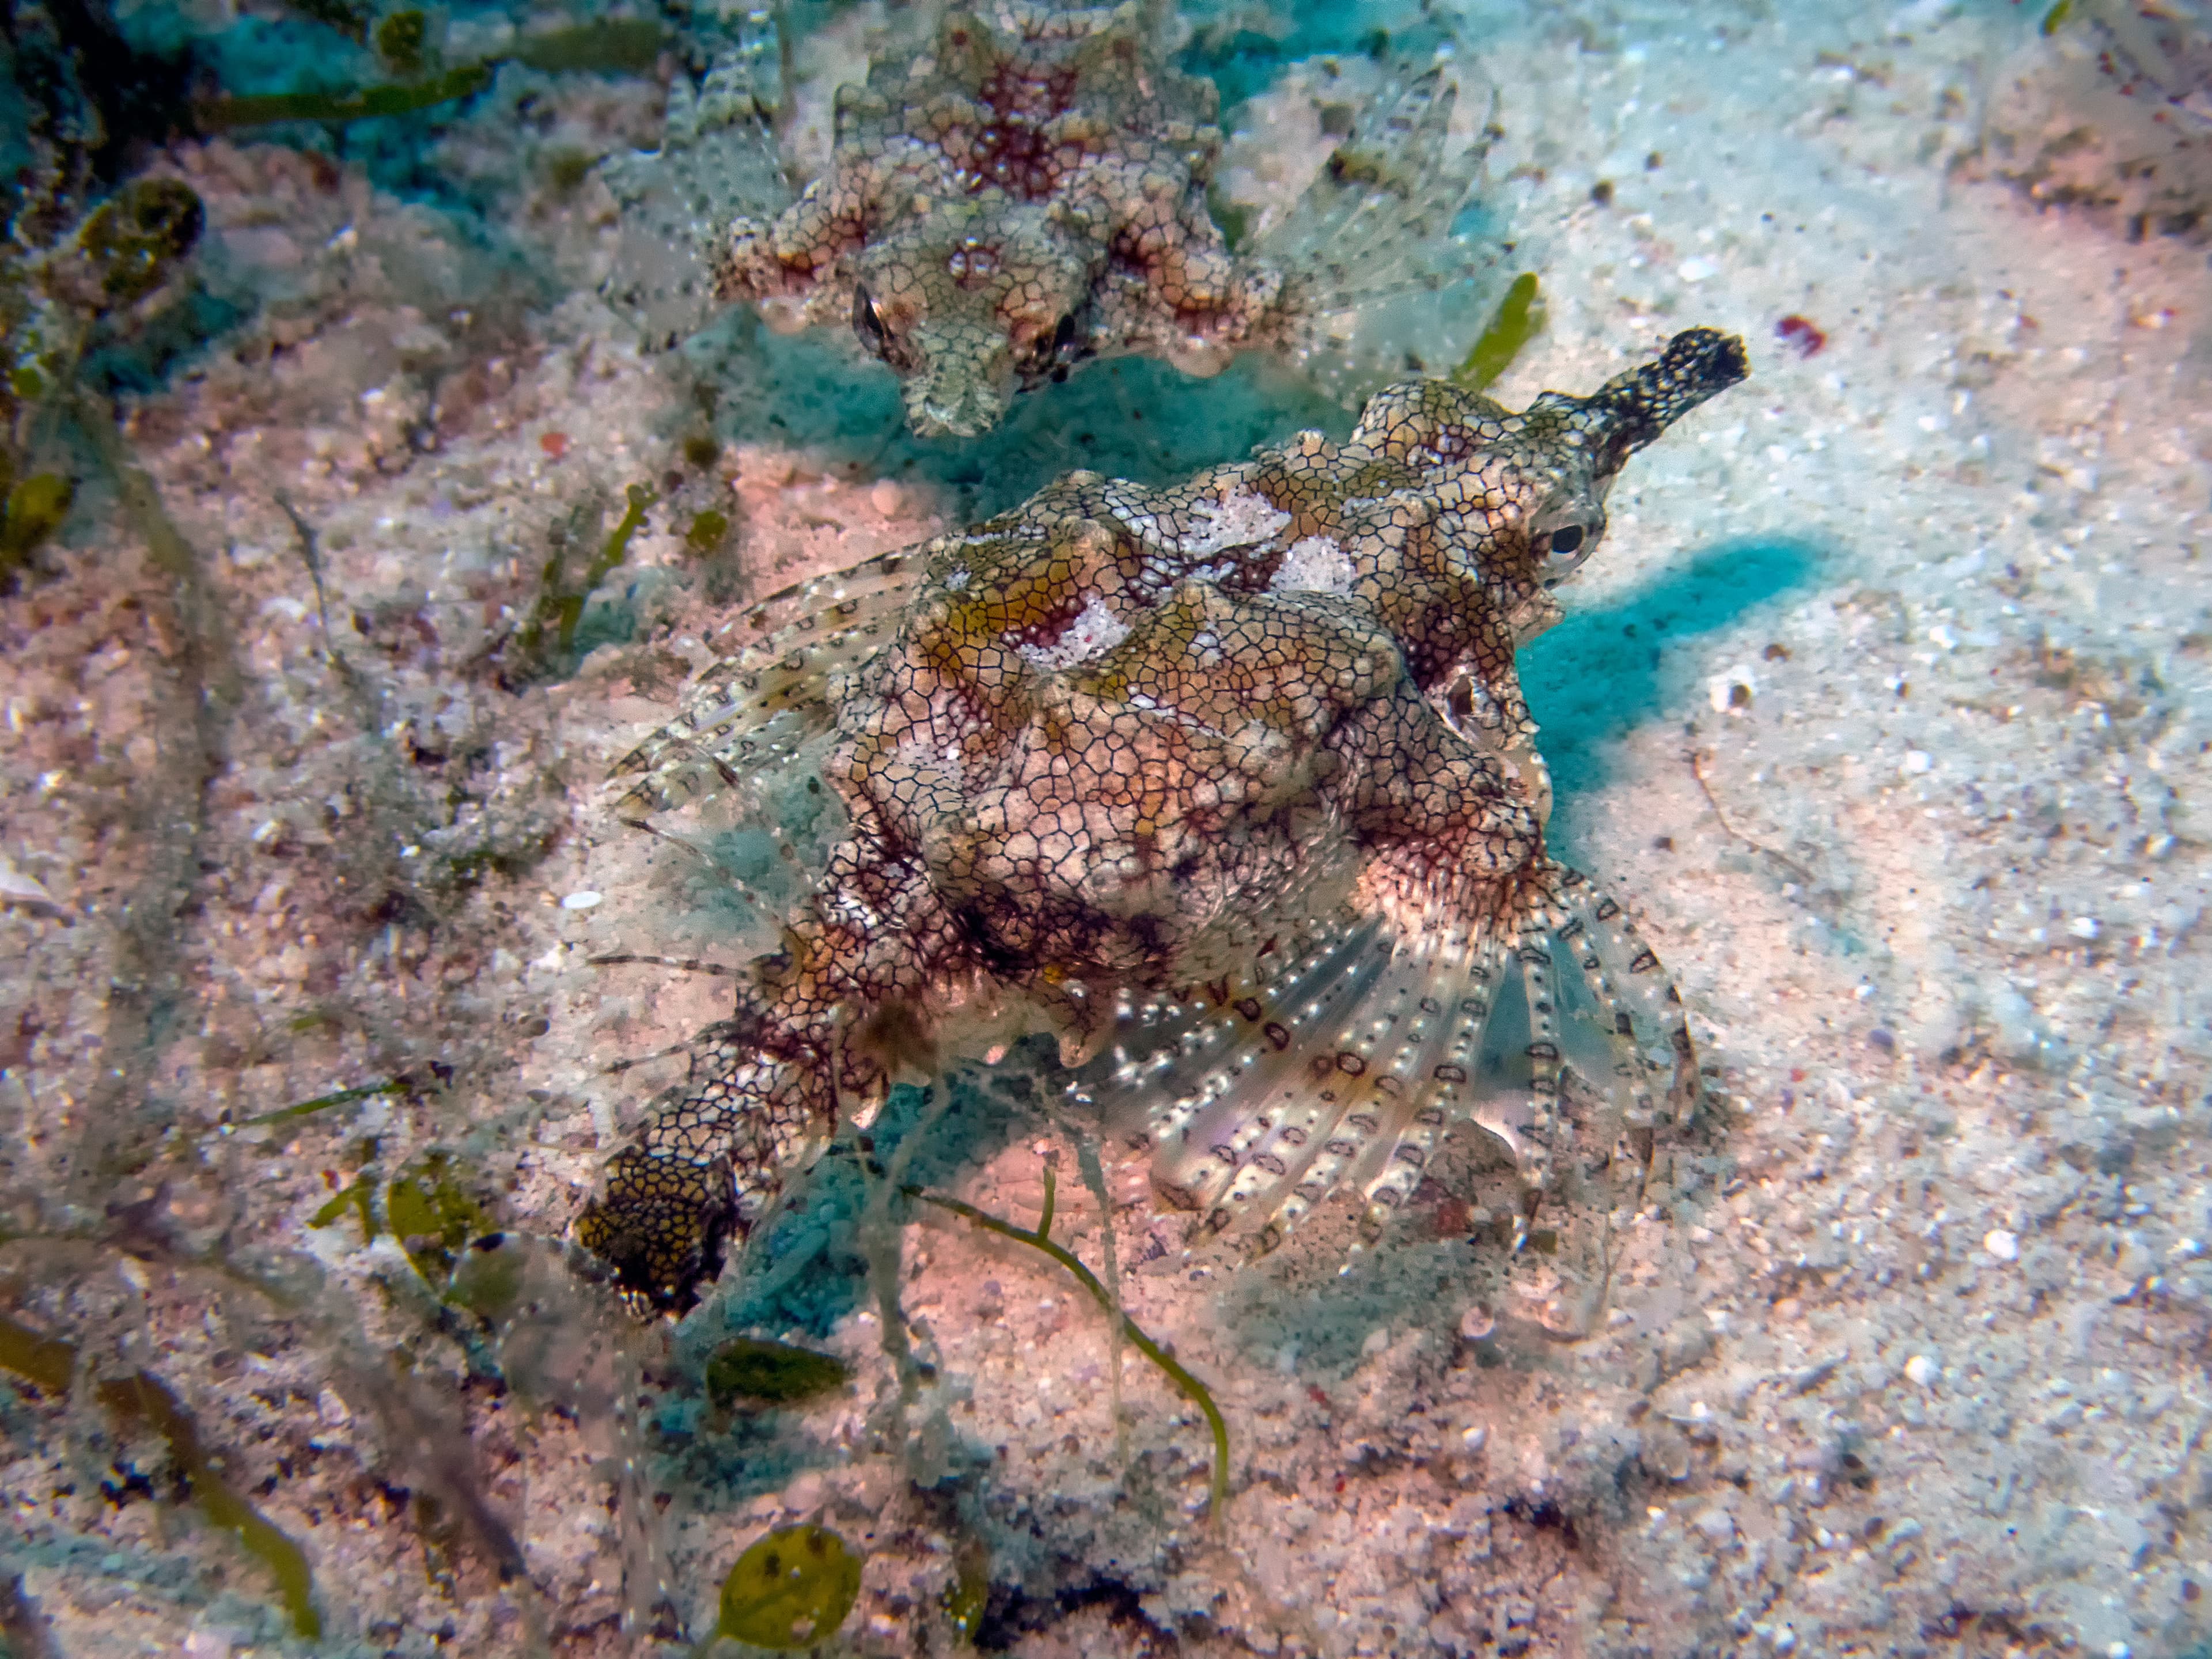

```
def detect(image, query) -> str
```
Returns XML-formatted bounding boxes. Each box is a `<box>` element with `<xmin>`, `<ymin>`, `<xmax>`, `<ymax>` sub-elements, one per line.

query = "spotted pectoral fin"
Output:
<box><xmin>611</xmin><ymin>550</ymin><xmax>924</xmax><ymax>815</ymax></box>
<box><xmin>1064</xmin><ymin>895</ymin><xmax>1512</xmax><ymax>1249</ymax></box>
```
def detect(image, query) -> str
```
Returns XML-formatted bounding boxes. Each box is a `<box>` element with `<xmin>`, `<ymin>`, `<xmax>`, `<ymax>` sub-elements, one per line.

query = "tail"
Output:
<box><xmin>573</xmin><ymin>1014</ymin><xmax>831</xmax><ymax>1314</ymax></box>
<box><xmin>598</xmin><ymin>20</ymin><xmax>793</xmax><ymax>351</ymax></box>
<box><xmin>1251</xmin><ymin>56</ymin><xmax>1508</xmax><ymax>404</ymax></box>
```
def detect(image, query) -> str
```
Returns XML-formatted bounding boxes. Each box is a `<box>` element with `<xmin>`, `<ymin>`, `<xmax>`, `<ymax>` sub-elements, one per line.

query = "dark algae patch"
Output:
<box><xmin>199</xmin><ymin>16</ymin><xmax>666</xmax><ymax>131</ymax></box>
<box><xmin>704</xmin><ymin>1336</ymin><xmax>851</xmax><ymax>1408</ymax></box>
<box><xmin>0</xmin><ymin>474</ymin><xmax>73</xmax><ymax>577</ymax></box>
<box><xmin>515</xmin><ymin>482</ymin><xmax>657</xmax><ymax>672</ymax></box>
<box><xmin>308</xmin><ymin>1148</ymin><xmax>494</xmax><ymax>1286</ymax></box>
<box><xmin>200</xmin><ymin>63</ymin><xmax>495</xmax><ymax>130</ymax></box>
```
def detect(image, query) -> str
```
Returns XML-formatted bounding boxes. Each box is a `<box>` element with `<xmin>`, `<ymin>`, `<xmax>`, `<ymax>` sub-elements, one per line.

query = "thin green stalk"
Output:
<box><xmin>231</xmin><ymin>1077</ymin><xmax>408</xmax><ymax>1134</ymax></box>
<box><xmin>200</xmin><ymin>63</ymin><xmax>493</xmax><ymax>128</ymax></box>
<box><xmin>910</xmin><ymin>1167</ymin><xmax>1230</xmax><ymax>1528</ymax></box>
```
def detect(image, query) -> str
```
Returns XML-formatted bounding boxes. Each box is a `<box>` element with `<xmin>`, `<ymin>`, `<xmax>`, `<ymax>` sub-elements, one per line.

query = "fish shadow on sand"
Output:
<box><xmin>1524</xmin><ymin>533</ymin><xmax>1827</xmax><ymax>860</ymax></box>
<box><xmin>685</xmin><ymin>315</ymin><xmax>1354</xmax><ymax>522</ymax></box>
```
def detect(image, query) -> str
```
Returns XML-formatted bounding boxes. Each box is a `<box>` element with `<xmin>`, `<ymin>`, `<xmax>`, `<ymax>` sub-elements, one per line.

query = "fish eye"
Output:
<box><xmin>852</xmin><ymin>284</ymin><xmax>888</xmax><ymax>356</ymax></box>
<box><xmin>1024</xmin><ymin>311</ymin><xmax>1080</xmax><ymax>374</ymax></box>
<box><xmin>1535</xmin><ymin>521</ymin><xmax>1593</xmax><ymax>589</ymax></box>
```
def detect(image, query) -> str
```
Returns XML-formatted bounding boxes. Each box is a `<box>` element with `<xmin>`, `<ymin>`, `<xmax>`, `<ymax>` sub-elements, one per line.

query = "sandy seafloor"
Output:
<box><xmin>5</xmin><ymin>0</ymin><xmax>2212</xmax><ymax>1655</ymax></box>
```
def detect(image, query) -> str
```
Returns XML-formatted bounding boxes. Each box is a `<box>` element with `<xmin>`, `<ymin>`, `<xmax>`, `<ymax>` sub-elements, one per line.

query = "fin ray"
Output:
<box><xmin>1256</xmin><ymin>60</ymin><xmax>1505</xmax><ymax>403</ymax></box>
<box><xmin>612</xmin><ymin>550</ymin><xmax>923</xmax><ymax>815</ymax></box>
<box><xmin>600</xmin><ymin>26</ymin><xmax>793</xmax><ymax>350</ymax></box>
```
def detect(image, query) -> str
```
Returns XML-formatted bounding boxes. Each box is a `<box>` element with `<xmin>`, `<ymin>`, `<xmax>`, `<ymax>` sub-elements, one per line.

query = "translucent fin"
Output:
<box><xmin>1550</xmin><ymin>866</ymin><xmax>1700</xmax><ymax>1131</ymax></box>
<box><xmin>611</xmin><ymin>548</ymin><xmax>925</xmax><ymax>816</ymax></box>
<box><xmin>1065</xmin><ymin>855</ymin><xmax>1699</xmax><ymax>1287</ymax></box>
<box><xmin>1068</xmin><ymin>912</ymin><xmax>1391</xmax><ymax>1165</ymax></box>
<box><xmin>1510</xmin><ymin>932</ymin><xmax>1566</xmax><ymax>1251</ymax></box>
<box><xmin>600</xmin><ymin>17</ymin><xmax>792</xmax><ymax>350</ymax></box>
<box><xmin>1246</xmin><ymin>904</ymin><xmax>1506</xmax><ymax>1250</ymax></box>
<box><xmin>1489</xmin><ymin>863</ymin><xmax>1701</xmax><ymax>1251</ymax></box>
<box><xmin>1066</xmin><ymin>894</ymin><xmax>1515</xmax><ymax>1252</ymax></box>
<box><xmin>1255</xmin><ymin>58</ymin><xmax>1505</xmax><ymax>402</ymax></box>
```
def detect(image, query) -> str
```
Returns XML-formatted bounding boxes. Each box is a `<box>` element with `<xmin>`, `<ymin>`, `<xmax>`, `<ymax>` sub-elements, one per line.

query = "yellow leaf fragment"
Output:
<box><xmin>717</xmin><ymin>1523</ymin><xmax>863</xmax><ymax>1650</ymax></box>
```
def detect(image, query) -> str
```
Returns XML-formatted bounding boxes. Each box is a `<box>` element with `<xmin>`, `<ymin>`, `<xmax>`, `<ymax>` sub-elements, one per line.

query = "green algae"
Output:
<box><xmin>101</xmin><ymin>1372</ymin><xmax>323</xmax><ymax>1641</ymax></box>
<box><xmin>0</xmin><ymin>1315</ymin><xmax>321</xmax><ymax>1639</ymax></box>
<box><xmin>518</xmin><ymin>482</ymin><xmax>657</xmax><ymax>668</ymax></box>
<box><xmin>308</xmin><ymin>1174</ymin><xmax>381</xmax><ymax>1241</ymax></box>
<box><xmin>308</xmin><ymin>1150</ymin><xmax>491</xmax><ymax>1286</ymax></box>
<box><xmin>374</xmin><ymin>8</ymin><xmax>430</xmax><ymax>75</ymax></box>
<box><xmin>203</xmin><ymin>17</ymin><xmax>666</xmax><ymax>134</ymax></box>
<box><xmin>704</xmin><ymin>1337</ymin><xmax>851</xmax><ymax>1408</ymax></box>
<box><xmin>685</xmin><ymin>508</ymin><xmax>732</xmax><ymax>555</ymax></box>
<box><xmin>236</xmin><ymin>1076</ymin><xmax>408</xmax><ymax>1135</ymax></box>
<box><xmin>711</xmin><ymin>1524</ymin><xmax>863</xmax><ymax>1652</ymax></box>
<box><xmin>1453</xmin><ymin>271</ymin><xmax>1544</xmax><ymax>393</ymax></box>
<box><xmin>2041</xmin><ymin>0</ymin><xmax>2075</xmax><ymax>34</ymax></box>
<box><xmin>543</xmin><ymin>147</ymin><xmax>596</xmax><ymax>198</ymax></box>
<box><xmin>77</xmin><ymin>180</ymin><xmax>206</xmax><ymax>308</ymax></box>
<box><xmin>200</xmin><ymin>62</ymin><xmax>494</xmax><ymax>130</ymax></box>
<box><xmin>914</xmin><ymin>1162</ymin><xmax>1233</xmax><ymax>1527</ymax></box>
<box><xmin>385</xmin><ymin>1152</ymin><xmax>491</xmax><ymax>1283</ymax></box>
<box><xmin>0</xmin><ymin>1313</ymin><xmax>74</xmax><ymax>1395</ymax></box>
<box><xmin>513</xmin><ymin>19</ymin><xmax>668</xmax><ymax>75</ymax></box>
<box><xmin>1</xmin><ymin>174</ymin><xmax>203</xmax><ymax>586</ymax></box>
<box><xmin>942</xmin><ymin>1533</ymin><xmax>990</xmax><ymax>1644</ymax></box>
<box><xmin>1</xmin><ymin>474</ymin><xmax>73</xmax><ymax>574</ymax></box>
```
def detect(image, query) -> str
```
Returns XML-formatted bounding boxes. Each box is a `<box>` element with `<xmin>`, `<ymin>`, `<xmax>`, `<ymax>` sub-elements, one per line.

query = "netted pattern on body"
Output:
<box><xmin>692</xmin><ymin>2</ymin><xmax>1497</xmax><ymax>434</ymax></box>
<box><xmin>580</xmin><ymin>330</ymin><xmax>1747</xmax><ymax>1310</ymax></box>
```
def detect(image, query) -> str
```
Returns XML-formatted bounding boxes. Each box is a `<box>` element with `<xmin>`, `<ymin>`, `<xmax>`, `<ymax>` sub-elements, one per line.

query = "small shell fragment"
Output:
<box><xmin>0</xmin><ymin>854</ymin><xmax>56</xmax><ymax>907</ymax></box>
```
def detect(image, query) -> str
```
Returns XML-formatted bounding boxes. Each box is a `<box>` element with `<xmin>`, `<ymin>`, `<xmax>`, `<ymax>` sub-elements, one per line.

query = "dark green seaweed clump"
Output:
<box><xmin>2</xmin><ymin>167</ymin><xmax>206</xmax><ymax>580</ymax></box>
<box><xmin>308</xmin><ymin>1148</ymin><xmax>492</xmax><ymax>1286</ymax></box>
<box><xmin>374</xmin><ymin>8</ymin><xmax>430</xmax><ymax>75</ymax></box>
<box><xmin>715</xmin><ymin>1524</ymin><xmax>863</xmax><ymax>1650</ymax></box>
<box><xmin>513</xmin><ymin>482</ymin><xmax>657</xmax><ymax>673</ymax></box>
<box><xmin>200</xmin><ymin>63</ymin><xmax>494</xmax><ymax>131</ymax></box>
<box><xmin>1</xmin><ymin>473</ymin><xmax>74</xmax><ymax>577</ymax></box>
<box><xmin>77</xmin><ymin>179</ymin><xmax>206</xmax><ymax>307</ymax></box>
<box><xmin>512</xmin><ymin>18</ymin><xmax>666</xmax><ymax>75</ymax></box>
<box><xmin>200</xmin><ymin>16</ymin><xmax>668</xmax><ymax>132</ymax></box>
<box><xmin>705</xmin><ymin>1337</ymin><xmax>852</xmax><ymax>1408</ymax></box>
<box><xmin>685</xmin><ymin>508</ymin><xmax>732</xmax><ymax>554</ymax></box>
